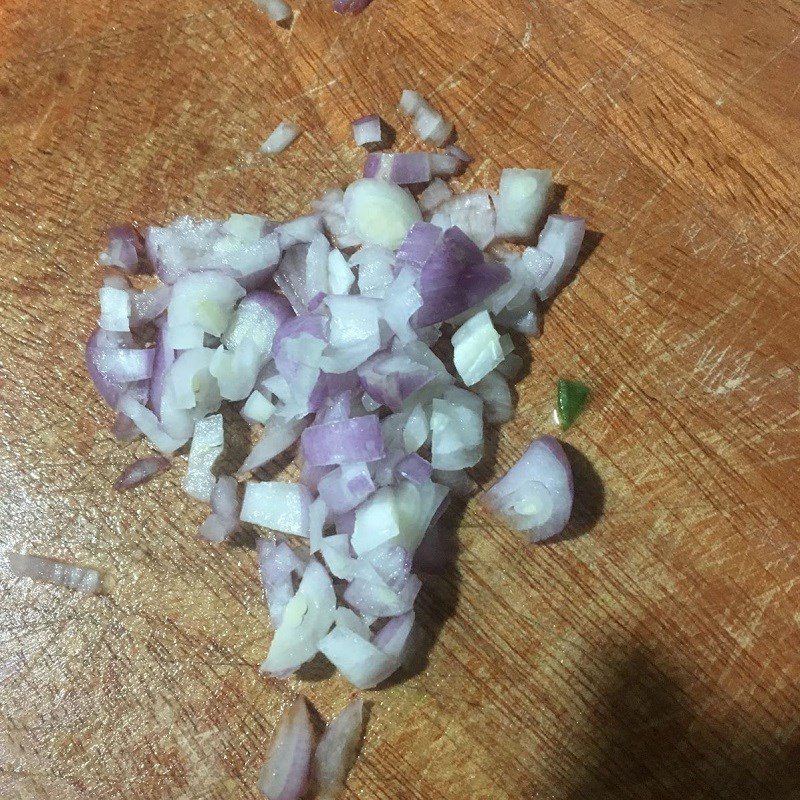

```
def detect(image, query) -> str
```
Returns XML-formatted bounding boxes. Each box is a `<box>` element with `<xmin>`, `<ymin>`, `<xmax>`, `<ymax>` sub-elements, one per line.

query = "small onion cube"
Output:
<box><xmin>533</xmin><ymin>214</ymin><xmax>587</xmax><ymax>300</ymax></box>
<box><xmin>261</xmin><ymin>121</ymin><xmax>302</xmax><ymax>155</ymax></box>
<box><xmin>241</xmin><ymin>390</ymin><xmax>276</xmax><ymax>425</ymax></box>
<box><xmin>182</xmin><ymin>414</ymin><xmax>224</xmax><ymax>502</ymax></box>
<box><xmin>318</xmin><ymin>624</ymin><xmax>399</xmax><ymax>689</ymax></box>
<box><xmin>352</xmin><ymin>114</ymin><xmax>385</xmax><ymax>148</ymax></box>
<box><xmin>494</xmin><ymin>167</ymin><xmax>552</xmax><ymax>241</ymax></box>
<box><xmin>98</xmin><ymin>286</ymin><xmax>131</xmax><ymax>332</ymax></box>
<box><xmin>451</xmin><ymin>310</ymin><xmax>503</xmax><ymax>386</ymax></box>
<box><xmin>254</xmin><ymin>0</ymin><xmax>292</xmax><ymax>22</ymax></box>
<box><xmin>343</xmin><ymin>179</ymin><xmax>421</xmax><ymax>249</ymax></box>
<box><xmin>241</xmin><ymin>481</ymin><xmax>311</xmax><ymax>536</ymax></box>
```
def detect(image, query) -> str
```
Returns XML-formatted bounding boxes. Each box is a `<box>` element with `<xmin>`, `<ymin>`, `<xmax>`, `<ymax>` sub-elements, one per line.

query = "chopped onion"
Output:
<box><xmin>418</xmin><ymin>178</ymin><xmax>452</xmax><ymax>213</ymax></box>
<box><xmin>241</xmin><ymin>481</ymin><xmax>311</xmax><ymax>536</ymax></box>
<box><xmin>494</xmin><ymin>168</ymin><xmax>552</xmax><ymax>241</ymax></box>
<box><xmin>301</xmin><ymin>416</ymin><xmax>384</xmax><ymax>467</ymax></box>
<box><xmin>363</xmin><ymin>152</ymin><xmax>432</xmax><ymax>185</ymax></box>
<box><xmin>261</xmin><ymin>559</ymin><xmax>335</xmax><ymax>675</ymax></box>
<box><xmin>261</xmin><ymin>121</ymin><xmax>302</xmax><ymax>155</ymax></box>
<box><xmin>7</xmin><ymin>552</ymin><xmax>101</xmax><ymax>594</ymax></box>
<box><xmin>451</xmin><ymin>310</ymin><xmax>503</xmax><ymax>386</ymax></box>
<box><xmin>482</xmin><ymin>435</ymin><xmax>573</xmax><ymax>541</ymax></box>
<box><xmin>532</xmin><ymin>214</ymin><xmax>586</xmax><ymax>300</ymax></box>
<box><xmin>318</xmin><ymin>624</ymin><xmax>398</xmax><ymax>688</ymax></box>
<box><xmin>258</xmin><ymin>696</ymin><xmax>314</xmax><ymax>800</ymax></box>
<box><xmin>86</xmin><ymin>115</ymin><xmax>592</xmax><ymax>714</ymax></box>
<box><xmin>352</xmin><ymin>114</ymin><xmax>385</xmax><ymax>148</ymax></box>
<box><xmin>312</xmin><ymin>698</ymin><xmax>364</xmax><ymax>799</ymax></box>
<box><xmin>182</xmin><ymin>414</ymin><xmax>224</xmax><ymax>502</ymax></box>
<box><xmin>343</xmin><ymin>179</ymin><xmax>421</xmax><ymax>249</ymax></box>
<box><xmin>430</xmin><ymin>387</ymin><xmax>483</xmax><ymax>470</ymax></box>
<box><xmin>254</xmin><ymin>0</ymin><xmax>292</xmax><ymax>22</ymax></box>
<box><xmin>114</xmin><ymin>456</ymin><xmax>170</xmax><ymax>490</ymax></box>
<box><xmin>99</xmin><ymin>225</ymin><xmax>142</xmax><ymax>273</ymax></box>
<box><xmin>198</xmin><ymin>475</ymin><xmax>240</xmax><ymax>542</ymax></box>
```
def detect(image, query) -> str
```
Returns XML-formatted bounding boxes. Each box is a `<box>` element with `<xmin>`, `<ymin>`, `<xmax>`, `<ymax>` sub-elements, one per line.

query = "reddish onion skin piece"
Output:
<box><xmin>259</xmin><ymin>696</ymin><xmax>314</xmax><ymax>800</ymax></box>
<box><xmin>114</xmin><ymin>456</ymin><xmax>171</xmax><ymax>491</ymax></box>
<box><xmin>482</xmin><ymin>435</ymin><xmax>574</xmax><ymax>542</ymax></box>
<box><xmin>312</xmin><ymin>698</ymin><xmax>365</xmax><ymax>800</ymax></box>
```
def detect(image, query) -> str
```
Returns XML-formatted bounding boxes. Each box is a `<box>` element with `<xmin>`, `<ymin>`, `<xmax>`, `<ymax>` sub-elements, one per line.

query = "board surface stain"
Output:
<box><xmin>1</xmin><ymin>0</ymin><xmax>799</xmax><ymax>798</ymax></box>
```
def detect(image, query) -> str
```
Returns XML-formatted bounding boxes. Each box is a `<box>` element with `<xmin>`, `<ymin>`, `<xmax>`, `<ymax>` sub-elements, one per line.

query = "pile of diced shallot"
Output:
<box><xmin>87</xmin><ymin>93</ymin><xmax>583</xmax><ymax>729</ymax></box>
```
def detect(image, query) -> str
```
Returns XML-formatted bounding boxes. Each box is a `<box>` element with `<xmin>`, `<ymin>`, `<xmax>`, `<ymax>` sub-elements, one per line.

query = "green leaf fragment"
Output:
<box><xmin>556</xmin><ymin>379</ymin><xmax>590</xmax><ymax>431</ymax></box>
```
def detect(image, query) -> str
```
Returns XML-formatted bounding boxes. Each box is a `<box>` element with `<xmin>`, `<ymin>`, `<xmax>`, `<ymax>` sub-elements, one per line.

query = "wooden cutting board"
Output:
<box><xmin>1</xmin><ymin>0</ymin><xmax>798</xmax><ymax>797</ymax></box>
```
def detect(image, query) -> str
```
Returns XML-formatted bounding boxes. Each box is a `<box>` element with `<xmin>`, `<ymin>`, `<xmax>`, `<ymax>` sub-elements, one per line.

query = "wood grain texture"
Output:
<box><xmin>1</xmin><ymin>0</ymin><xmax>799</xmax><ymax>797</ymax></box>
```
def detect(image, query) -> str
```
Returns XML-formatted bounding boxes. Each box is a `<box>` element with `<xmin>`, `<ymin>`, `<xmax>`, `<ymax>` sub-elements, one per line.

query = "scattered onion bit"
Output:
<box><xmin>261</xmin><ymin>121</ymin><xmax>302</xmax><ymax>155</ymax></box>
<box><xmin>313</xmin><ymin>698</ymin><xmax>364</xmax><ymax>799</ymax></box>
<box><xmin>114</xmin><ymin>456</ymin><xmax>170</xmax><ymax>491</ymax></box>
<box><xmin>7</xmin><ymin>552</ymin><xmax>102</xmax><ymax>594</ymax></box>
<box><xmin>259</xmin><ymin>696</ymin><xmax>314</xmax><ymax>800</ymax></box>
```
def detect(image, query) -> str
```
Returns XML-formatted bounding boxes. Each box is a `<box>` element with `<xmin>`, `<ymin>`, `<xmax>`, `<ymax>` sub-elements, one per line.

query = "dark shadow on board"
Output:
<box><xmin>548</xmin><ymin>646</ymin><xmax>800</xmax><ymax>800</ymax></box>
<box><xmin>540</xmin><ymin>442</ymin><xmax>605</xmax><ymax>545</ymax></box>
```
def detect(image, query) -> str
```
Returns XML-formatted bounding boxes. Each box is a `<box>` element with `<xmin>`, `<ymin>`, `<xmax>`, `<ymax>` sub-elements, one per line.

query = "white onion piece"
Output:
<box><xmin>164</xmin><ymin>324</ymin><xmax>205</xmax><ymax>350</ymax></box>
<box><xmin>308</xmin><ymin>496</ymin><xmax>327</xmax><ymax>554</ymax></box>
<box><xmin>258</xmin><ymin>539</ymin><xmax>306</xmax><ymax>626</ymax></box>
<box><xmin>327</xmin><ymin>249</ymin><xmax>354</xmax><ymax>295</ymax></box>
<box><xmin>381</xmin><ymin>267</ymin><xmax>422</xmax><ymax>344</ymax></box>
<box><xmin>343</xmin><ymin>179</ymin><xmax>421</xmax><ymax>249</ymax></box>
<box><xmin>98</xmin><ymin>286</ymin><xmax>131</xmax><ymax>332</ymax></box>
<box><xmin>168</xmin><ymin>272</ymin><xmax>245</xmax><ymax>336</ymax></box>
<box><xmin>451</xmin><ymin>310</ymin><xmax>503</xmax><ymax>386</ymax></box>
<box><xmin>261</xmin><ymin>560</ymin><xmax>336</xmax><ymax>675</ymax></box>
<box><xmin>241</xmin><ymin>390</ymin><xmax>276</xmax><ymax>424</ymax></box>
<box><xmin>254</xmin><ymin>0</ymin><xmax>292</xmax><ymax>22</ymax></box>
<box><xmin>117</xmin><ymin>393</ymin><xmax>188</xmax><ymax>454</ymax></box>
<box><xmin>7</xmin><ymin>552</ymin><xmax>101</xmax><ymax>594</ymax></box>
<box><xmin>334</xmin><ymin>607</ymin><xmax>371</xmax><ymax>639</ymax></box>
<box><xmin>277</xmin><ymin>215</ymin><xmax>323</xmax><ymax>249</ymax></box>
<box><xmin>210</xmin><ymin>341</ymin><xmax>260</xmax><ymax>401</ymax></box>
<box><xmin>222</xmin><ymin>291</ymin><xmax>291</xmax><ymax>356</ymax></box>
<box><xmin>237</xmin><ymin>416</ymin><xmax>306</xmax><ymax>476</ymax></box>
<box><xmin>473</xmin><ymin>370</ymin><xmax>513</xmax><ymax>424</ymax></box>
<box><xmin>494</xmin><ymin>168</ymin><xmax>551</xmax><ymax>241</ymax></box>
<box><xmin>483</xmin><ymin>435</ymin><xmax>574</xmax><ymax>541</ymax></box>
<box><xmin>241</xmin><ymin>481</ymin><xmax>311</xmax><ymax>536</ymax></box>
<box><xmin>261</xmin><ymin>121</ymin><xmax>302</xmax><ymax>155</ymax></box>
<box><xmin>418</xmin><ymin>177</ymin><xmax>452</xmax><ymax>213</ymax></box>
<box><xmin>198</xmin><ymin>475</ymin><xmax>240</xmax><ymax>542</ymax></box>
<box><xmin>182</xmin><ymin>414</ymin><xmax>224</xmax><ymax>502</ymax></box>
<box><xmin>258</xmin><ymin>697</ymin><xmax>314</xmax><ymax>800</ymax></box>
<box><xmin>351</xmin><ymin>487</ymin><xmax>403</xmax><ymax>556</ymax></box>
<box><xmin>312</xmin><ymin>698</ymin><xmax>364</xmax><ymax>800</ymax></box>
<box><xmin>318</xmin><ymin>625</ymin><xmax>398</xmax><ymax>689</ymax></box>
<box><xmin>398</xmin><ymin>89</ymin><xmax>424</xmax><ymax>116</ymax></box>
<box><xmin>352</xmin><ymin>246</ymin><xmax>394</xmax><ymax>299</ymax></box>
<box><xmin>532</xmin><ymin>215</ymin><xmax>587</xmax><ymax>300</ymax></box>
<box><xmin>430</xmin><ymin>387</ymin><xmax>483</xmax><ymax>470</ymax></box>
<box><xmin>402</xmin><ymin>404</ymin><xmax>429</xmax><ymax>452</ymax></box>
<box><xmin>321</xmin><ymin>534</ymin><xmax>357</xmax><ymax>580</ymax></box>
<box><xmin>432</xmin><ymin>191</ymin><xmax>496</xmax><ymax>249</ymax></box>
<box><xmin>352</xmin><ymin>114</ymin><xmax>385</xmax><ymax>148</ymax></box>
